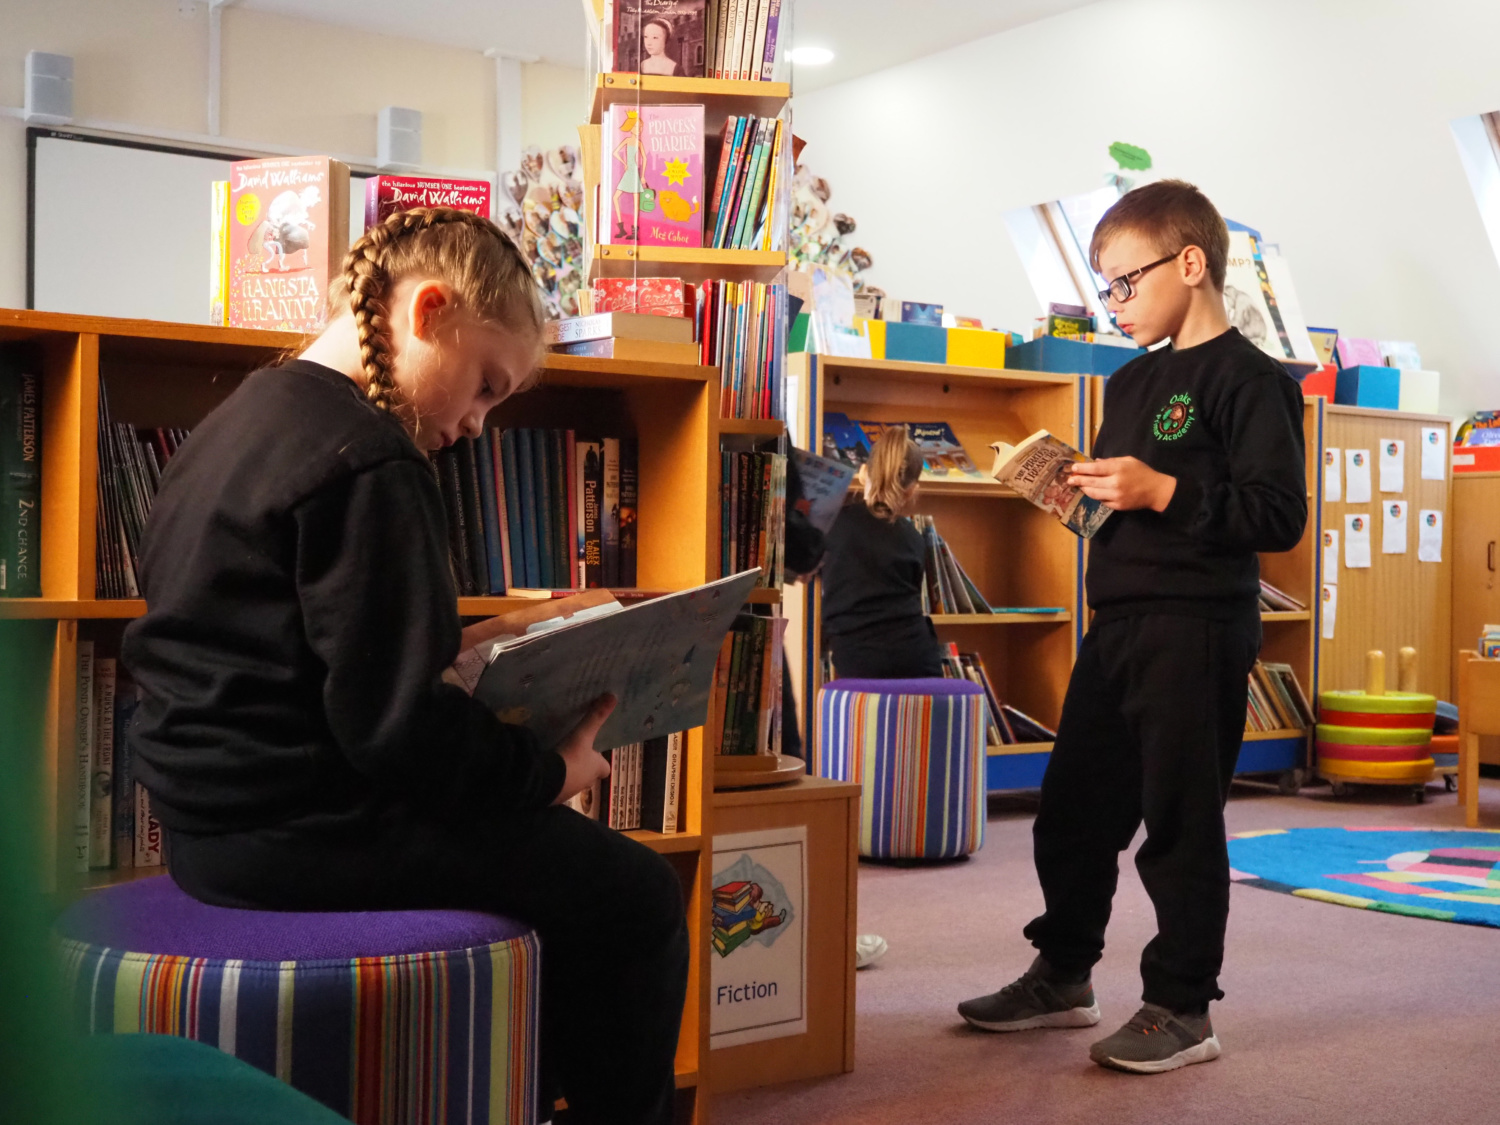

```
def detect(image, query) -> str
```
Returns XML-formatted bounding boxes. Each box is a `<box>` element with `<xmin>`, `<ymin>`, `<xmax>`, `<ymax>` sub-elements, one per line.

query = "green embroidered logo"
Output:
<box><xmin>1153</xmin><ymin>393</ymin><xmax>1195</xmax><ymax>441</ymax></box>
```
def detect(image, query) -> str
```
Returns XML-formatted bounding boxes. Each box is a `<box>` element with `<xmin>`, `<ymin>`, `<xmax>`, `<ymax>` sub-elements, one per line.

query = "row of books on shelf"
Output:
<box><xmin>96</xmin><ymin>385</ymin><xmax>189</xmax><ymax>599</ymax></box>
<box><xmin>433</xmin><ymin>430</ymin><xmax>638</xmax><ymax>596</ymax></box>
<box><xmin>1</xmin><ymin>358</ymin><xmax>40</xmax><ymax>598</ymax></box>
<box><xmin>71</xmin><ymin>645</ymin><xmax>164</xmax><ymax>873</ymax></box>
<box><xmin>712</xmin><ymin>611</ymin><xmax>787</xmax><ymax>756</ymax></box>
<box><xmin>938</xmin><ymin>645</ymin><xmax>1058</xmax><ymax>748</ymax></box>
<box><xmin>914</xmin><ymin>515</ymin><xmax>991</xmax><ymax>615</ymax></box>
<box><xmin>1257</xmin><ymin>579</ymin><xmax>1307</xmax><ymax>613</ymax></box>
<box><xmin>823</xmin><ymin>412</ymin><xmax>985</xmax><ymax>482</ymax></box>
<box><xmin>564</xmin><ymin>732</ymin><xmax>684</xmax><ymax>833</ymax></box>
<box><xmin>597</xmin><ymin>103</ymin><xmax>787</xmax><ymax>253</ymax></box>
<box><xmin>719</xmin><ymin>439</ymin><xmax>786</xmax><ymax>587</ymax></box>
<box><xmin>1245</xmin><ymin>661</ymin><xmax>1315</xmax><ymax>733</ymax></box>
<box><xmin>599</xmin><ymin>0</ymin><xmax>783</xmax><ymax>82</ymax></box>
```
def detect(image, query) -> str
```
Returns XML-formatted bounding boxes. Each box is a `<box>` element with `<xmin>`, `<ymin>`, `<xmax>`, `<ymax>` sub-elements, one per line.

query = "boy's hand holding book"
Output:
<box><xmin>1066</xmin><ymin>457</ymin><xmax>1177</xmax><ymax>513</ymax></box>
<box><xmin>553</xmin><ymin>694</ymin><xmax>617</xmax><ymax>807</ymax></box>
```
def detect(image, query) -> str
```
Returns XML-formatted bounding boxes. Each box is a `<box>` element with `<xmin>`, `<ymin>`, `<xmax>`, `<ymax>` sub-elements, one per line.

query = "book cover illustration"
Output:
<box><xmin>612</xmin><ymin>0</ymin><xmax>707</xmax><ymax>77</ymax></box>
<box><xmin>365</xmin><ymin>175</ymin><xmax>492</xmax><ymax>228</ymax></box>
<box><xmin>227</xmin><ymin>156</ymin><xmax>350</xmax><ymax>332</ymax></box>
<box><xmin>907</xmin><ymin>422</ymin><xmax>985</xmax><ymax>481</ymax></box>
<box><xmin>989</xmin><ymin>430</ymin><xmax>1113</xmax><ymax>539</ymax></box>
<box><xmin>790</xmin><ymin>448</ymin><xmax>856</xmax><ymax>535</ymax></box>
<box><xmin>605</xmin><ymin>104</ymin><xmax>704</xmax><ymax>248</ymax></box>
<box><xmin>901</xmin><ymin>301</ymin><xmax>944</xmax><ymax>326</ymax></box>
<box><xmin>820</xmin><ymin>411</ymin><xmax>871</xmax><ymax>470</ymax></box>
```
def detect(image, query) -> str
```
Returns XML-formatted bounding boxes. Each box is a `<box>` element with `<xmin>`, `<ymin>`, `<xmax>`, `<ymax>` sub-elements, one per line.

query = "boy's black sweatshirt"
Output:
<box><xmin>121</xmin><ymin>360</ymin><xmax>566</xmax><ymax>835</ymax></box>
<box><xmin>1087</xmin><ymin>328</ymin><xmax>1306</xmax><ymax>622</ymax></box>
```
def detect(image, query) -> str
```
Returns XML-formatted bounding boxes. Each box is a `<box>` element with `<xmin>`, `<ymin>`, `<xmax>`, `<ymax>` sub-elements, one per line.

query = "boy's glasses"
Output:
<box><xmin>1097</xmin><ymin>251</ymin><xmax>1182</xmax><ymax>304</ymax></box>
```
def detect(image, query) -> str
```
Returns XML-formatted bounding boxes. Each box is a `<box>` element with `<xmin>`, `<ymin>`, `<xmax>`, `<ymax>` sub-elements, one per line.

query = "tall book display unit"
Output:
<box><xmin>1085</xmin><ymin>378</ymin><xmax>1325</xmax><ymax>791</ymax></box>
<box><xmin>791</xmin><ymin>355</ymin><xmax>1090</xmax><ymax>792</ymax></box>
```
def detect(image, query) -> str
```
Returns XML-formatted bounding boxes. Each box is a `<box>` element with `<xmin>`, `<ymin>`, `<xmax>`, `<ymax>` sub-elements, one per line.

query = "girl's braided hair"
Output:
<box><xmin>329</xmin><ymin>206</ymin><xmax>544</xmax><ymax>419</ymax></box>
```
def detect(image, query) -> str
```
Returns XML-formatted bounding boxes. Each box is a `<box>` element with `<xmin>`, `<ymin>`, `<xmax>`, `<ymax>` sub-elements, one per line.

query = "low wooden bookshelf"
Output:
<box><xmin>790</xmin><ymin>354</ymin><xmax>1089</xmax><ymax>793</ymax></box>
<box><xmin>0</xmin><ymin>306</ymin><xmax>739</xmax><ymax>1111</ymax></box>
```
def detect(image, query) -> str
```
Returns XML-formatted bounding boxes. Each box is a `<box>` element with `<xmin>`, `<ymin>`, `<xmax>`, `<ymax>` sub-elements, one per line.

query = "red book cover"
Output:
<box><xmin>591</xmin><ymin>277</ymin><xmax>687</xmax><ymax>316</ymax></box>
<box><xmin>364</xmin><ymin>175</ymin><xmax>493</xmax><ymax>228</ymax></box>
<box><xmin>228</xmin><ymin>156</ymin><xmax>350</xmax><ymax>332</ymax></box>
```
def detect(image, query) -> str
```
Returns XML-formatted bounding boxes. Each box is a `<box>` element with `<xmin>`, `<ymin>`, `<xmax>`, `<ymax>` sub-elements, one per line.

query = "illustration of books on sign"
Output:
<box><xmin>712</xmin><ymin>879</ymin><xmax>787</xmax><ymax>957</ymax></box>
<box><xmin>989</xmin><ymin>430</ymin><xmax>1113</xmax><ymax>539</ymax></box>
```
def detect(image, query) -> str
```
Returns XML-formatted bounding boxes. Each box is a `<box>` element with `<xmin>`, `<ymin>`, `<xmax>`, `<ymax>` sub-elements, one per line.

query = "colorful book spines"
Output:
<box><xmin>697</xmin><ymin>279</ymin><xmax>786</xmax><ymax>420</ymax></box>
<box><xmin>711</xmin><ymin>612</ymin><xmax>785</xmax><ymax>755</ymax></box>
<box><xmin>705</xmin><ymin>115</ymin><xmax>785</xmax><ymax>251</ymax></box>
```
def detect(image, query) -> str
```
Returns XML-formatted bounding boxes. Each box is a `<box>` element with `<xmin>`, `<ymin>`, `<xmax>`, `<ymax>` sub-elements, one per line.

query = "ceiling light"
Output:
<box><xmin>787</xmin><ymin>47</ymin><xmax>834</xmax><ymax>66</ymax></box>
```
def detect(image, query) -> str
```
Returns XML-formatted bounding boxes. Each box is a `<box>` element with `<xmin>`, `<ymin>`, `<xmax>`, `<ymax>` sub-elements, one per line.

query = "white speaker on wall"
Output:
<box><xmin>377</xmin><ymin>106</ymin><xmax>422</xmax><ymax>171</ymax></box>
<box><xmin>25</xmin><ymin>51</ymin><xmax>74</xmax><ymax>125</ymax></box>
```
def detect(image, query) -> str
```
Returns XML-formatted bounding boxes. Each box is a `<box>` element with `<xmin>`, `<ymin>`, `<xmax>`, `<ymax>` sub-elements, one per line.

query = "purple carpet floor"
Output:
<box><xmin>720</xmin><ymin>778</ymin><xmax>1500</xmax><ymax>1125</ymax></box>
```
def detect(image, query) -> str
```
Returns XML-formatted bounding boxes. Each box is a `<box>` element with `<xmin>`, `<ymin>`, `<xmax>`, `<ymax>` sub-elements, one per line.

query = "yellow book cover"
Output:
<box><xmin>209</xmin><ymin>180</ymin><xmax>230</xmax><ymax>326</ymax></box>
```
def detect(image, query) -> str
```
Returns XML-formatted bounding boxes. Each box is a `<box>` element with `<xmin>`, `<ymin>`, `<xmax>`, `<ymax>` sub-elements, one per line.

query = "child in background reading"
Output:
<box><xmin>122</xmin><ymin>208</ymin><xmax>687</xmax><ymax>1124</ymax></box>
<box><xmin>821</xmin><ymin>425</ymin><xmax>943</xmax><ymax>679</ymax></box>
<box><xmin>958</xmin><ymin>180</ymin><xmax>1306</xmax><ymax>1073</ymax></box>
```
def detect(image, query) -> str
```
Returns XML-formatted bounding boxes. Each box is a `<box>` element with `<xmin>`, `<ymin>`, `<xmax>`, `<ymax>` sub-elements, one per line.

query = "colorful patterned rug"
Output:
<box><xmin>1227</xmin><ymin>827</ymin><xmax>1500</xmax><ymax>928</ymax></box>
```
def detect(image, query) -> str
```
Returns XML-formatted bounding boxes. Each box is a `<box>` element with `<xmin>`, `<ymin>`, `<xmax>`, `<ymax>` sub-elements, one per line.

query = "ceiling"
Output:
<box><xmin>234</xmin><ymin>0</ymin><xmax>1100</xmax><ymax>89</ymax></box>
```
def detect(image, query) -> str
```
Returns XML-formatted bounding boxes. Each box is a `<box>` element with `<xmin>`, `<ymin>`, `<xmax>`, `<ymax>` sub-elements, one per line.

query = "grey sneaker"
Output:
<box><xmin>1089</xmin><ymin>1003</ymin><xmax>1221</xmax><ymax>1073</ymax></box>
<box><xmin>958</xmin><ymin>956</ymin><xmax>1101</xmax><ymax>1032</ymax></box>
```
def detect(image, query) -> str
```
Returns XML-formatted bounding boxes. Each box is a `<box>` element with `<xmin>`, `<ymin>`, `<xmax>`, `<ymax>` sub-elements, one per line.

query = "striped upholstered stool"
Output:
<box><xmin>816</xmin><ymin>677</ymin><xmax>987</xmax><ymax>859</ymax></box>
<box><xmin>56</xmin><ymin>875</ymin><xmax>540</xmax><ymax>1125</ymax></box>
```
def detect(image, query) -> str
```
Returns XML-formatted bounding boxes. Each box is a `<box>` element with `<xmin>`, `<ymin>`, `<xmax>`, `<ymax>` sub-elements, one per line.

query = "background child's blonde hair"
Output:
<box><xmin>328</xmin><ymin>206</ymin><xmax>544</xmax><ymax>419</ymax></box>
<box><xmin>863</xmin><ymin>425</ymin><xmax>924</xmax><ymax>520</ymax></box>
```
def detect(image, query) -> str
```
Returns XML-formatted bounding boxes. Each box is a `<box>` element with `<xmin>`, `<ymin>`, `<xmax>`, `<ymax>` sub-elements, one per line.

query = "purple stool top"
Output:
<box><xmin>823</xmin><ymin>677</ymin><xmax>984</xmax><ymax>697</ymax></box>
<box><xmin>55</xmin><ymin>875</ymin><xmax>533</xmax><ymax>963</ymax></box>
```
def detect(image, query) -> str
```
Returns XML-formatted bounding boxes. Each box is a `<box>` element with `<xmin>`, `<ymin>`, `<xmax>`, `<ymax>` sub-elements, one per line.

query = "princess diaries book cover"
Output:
<box><xmin>605</xmin><ymin>104</ymin><xmax>704</xmax><ymax>248</ymax></box>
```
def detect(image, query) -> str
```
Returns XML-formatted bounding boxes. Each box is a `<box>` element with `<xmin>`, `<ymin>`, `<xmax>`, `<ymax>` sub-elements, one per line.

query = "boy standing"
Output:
<box><xmin>958</xmin><ymin>181</ymin><xmax>1306</xmax><ymax>1072</ymax></box>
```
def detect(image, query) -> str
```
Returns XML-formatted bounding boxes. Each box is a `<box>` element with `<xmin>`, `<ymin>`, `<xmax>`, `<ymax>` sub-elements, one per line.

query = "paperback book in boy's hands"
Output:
<box><xmin>451</xmin><ymin>571</ymin><xmax>762</xmax><ymax>750</ymax></box>
<box><xmin>365</xmin><ymin>175</ymin><xmax>491</xmax><ymax>228</ymax></box>
<box><xmin>227</xmin><ymin>156</ymin><xmax>350</xmax><ymax>332</ymax></box>
<box><xmin>989</xmin><ymin>430</ymin><xmax>1112</xmax><ymax>539</ymax></box>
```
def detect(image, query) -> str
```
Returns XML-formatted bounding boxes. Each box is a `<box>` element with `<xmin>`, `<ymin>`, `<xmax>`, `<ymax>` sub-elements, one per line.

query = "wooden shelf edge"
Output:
<box><xmin>716</xmin><ymin>417</ymin><xmax>786</xmax><ymax>436</ymax></box>
<box><xmin>590</xmin><ymin>72</ymin><xmax>790</xmax><ymax>124</ymax></box>
<box><xmin>744</xmin><ymin>587</ymin><xmax>782</xmax><ymax>604</ymax></box>
<box><xmin>1260</xmin><ymin>610</ymin><xmax>1311</xmax><ymax>621</ymax></box>
<box><xmin>816</xmin><ymin>354</ymin><xmax>1078</xmax><ymax>387</ymax></box>
<box><xmin>593</xmin><ymin>245</ymin><xmax>786</xmax><ymax>267</ymax></box>
<box><xmin>986</xmin><ymin>742</ymin><xmax>1054</xmax><ymax>757</ymax></box>
<box><xmin>541</xmin><ymin>353</ymin><xmax>716</xmax><ymax>384</ymax></box>
<box><xmin>623</xmin><ymin>830</ymin><xmax>704</xmax><ymax>854</ymax></box>
<box><xmin>712</xmin><ymin>774</ymin><xmax>858</xmax><ymax>806</ymax></box>
<box><xmin>1243</xmin><ymin>728</ymin><xmax>1308</xmax><ymax>741</ymax></box>
<box><xmin>0</xmin><ymin>308</ymin><xmax>301</xmax><ymax>349</ymax></box>
<box><xmin>0</xmin><ymin>599</ymin><xmax>145</xmax><ymax>619</ymax></box>
<box><xmin>932</xmin><ymin>611</ymin><xmax>1071</xmax><ymax>625</ymax></box>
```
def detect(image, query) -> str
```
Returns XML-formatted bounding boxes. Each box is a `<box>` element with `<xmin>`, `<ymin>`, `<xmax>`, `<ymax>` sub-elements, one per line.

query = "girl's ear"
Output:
<box><xmin>407</xmin><ymin>280</ymin><xmax>456</xmax><ymax>341</ymax></box>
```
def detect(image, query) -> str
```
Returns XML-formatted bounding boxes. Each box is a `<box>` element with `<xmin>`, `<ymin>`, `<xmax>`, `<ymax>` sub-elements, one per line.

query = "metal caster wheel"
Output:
<box><xmin>1411</xmin><ymin>787</ymin><xmax>1426</xmax><ymax>804</ymax></box>
<box><xmin>1277</xmin><ymin>769</ymin><xmax>1303</xmax><ymax>796</ymax></box>
<box><xmin>1445</xmin><ymin>775</ymin><xmax>1458</xmax><ymax>792</ymax></box>
<box><xmin>1330</xmin><ymin>781</ymin><xmax>1349</xmax><ymax>798</ymax></box>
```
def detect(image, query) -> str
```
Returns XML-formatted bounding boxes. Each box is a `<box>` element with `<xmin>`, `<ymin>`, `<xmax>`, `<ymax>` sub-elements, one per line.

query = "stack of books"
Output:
<box><xmin>599</xmin><ymin>0</ymin><xmax>784</xmax><ymax>82</ymax></box>
<box><xmin>696</xmin><ymin>279</ymin><xmax>788</xmax><ymax>419</ymax></box>
<box><xmin>1</xmin><ymin>354</ymin><xmax>42</xmax><ymax>598</ymax></box>
<box><xmin>912</xmin><ymin>515</ymin><xmax>992</xmax><ymax>614</ymax></box>
<box><xmin>712</xmin><ymin>610</ymin><xmax>786</xmax><ymax>756</ymax></box>
<box><xmin>432</xmin><ymin>430</ymin><xmax>638</xmax><ymax>595</ymax></box>
<box><xmin>712</xmin><ymin>878</ymin><xmax>785</xmax><ymax>957</ymax></box>
<box><xmin>546</xmin><ymin>311</ymin><xmax>699</xmax><ymax>365</ymax></box>
<box><xmin>706</xmin><ymin>115</ymin><xmax>787</xmax><ymax>252</ymax></box>
<box><xmin>938</xmin><ymin>644</ymin><xmax>1057</xmax><ymax>747</ymax></box>
<box><xmin>565</xmin><ymin>733</ymin><xmax>684</xmax><ymax>834</ymax></box>
<box><xmin>719</xmin><ymin>437</ymin><xmax>786</xmax><ymax>589</ymax></box>
<box><xmin>1245</xmin><ymin>661</ymin><xmax>1315</xmax><ymax>732</ymax></box>
<box><xmin>95</xmin><ymin>384</ymin><xmax>190</xmax><ymax>599</ymax></box>
<box><xmin>1258</xmin><ymin>579</ymin><xmax>1306</xmax><ymax>613</ymax></box>
<box><xmin>70</xmin><ymin>645</ymin><xmax>162</xmax><ymax>873</ymax></box>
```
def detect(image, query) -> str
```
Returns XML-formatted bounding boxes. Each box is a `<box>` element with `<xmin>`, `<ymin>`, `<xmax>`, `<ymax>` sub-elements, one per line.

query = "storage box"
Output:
<box><xmin>1334</xmin><ymin>365</ymin><xmax>1400</xmax><ymax>409</ymax></box>
<box><xmin>946</xmin><ymin>327</ymin><xmax>1006</xmax><ymax>370</ymax></box>
<box><xmin>1296</xmin><ymin>363</ymin><xmax>1337</xmax><ymax>400</ymax></box>
<box><xmin>883</xmin><ymin>321</ymin><xmax>947</xmax><ymax>364</ymax></box>
<box><xmin>1005</xmin><ymin>335</ymin><xmax>1142</xmax><ymax>376</ymax></box>
<box><xmin>1398</xmin><ymin>369</ymin><xmax>1440</xmax><ymax>414</ymax></box>
<box><xmin>1453</xmin><ymin>445</ymin><xmax>1500</xmax><ymax>473</ymax></box>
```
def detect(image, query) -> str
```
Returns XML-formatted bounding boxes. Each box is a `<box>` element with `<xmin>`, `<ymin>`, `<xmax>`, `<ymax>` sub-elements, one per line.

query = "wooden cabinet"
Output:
<box><xmin>1453</xmin><ymin>472</ymin><xmax>1500</xmax><ymax>765</ymax></box>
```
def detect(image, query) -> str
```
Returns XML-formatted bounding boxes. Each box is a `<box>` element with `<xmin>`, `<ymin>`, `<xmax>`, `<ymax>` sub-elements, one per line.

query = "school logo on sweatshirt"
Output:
<box><xmin>1152</xmin><ymin>392</ymin><xmax>1195</xmax><ymax>441</ymax></box>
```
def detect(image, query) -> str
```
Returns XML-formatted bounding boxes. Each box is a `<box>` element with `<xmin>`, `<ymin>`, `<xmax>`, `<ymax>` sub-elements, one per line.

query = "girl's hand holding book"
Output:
<box><xmin>553</xmin><ymin>694</ymin><xmax>617</xmax><ymax>806</ymax></box>
<box><xmin>1067</xmin><ymin>457</ymin><xmax>1177</xmax><ymax>513</ymax></box>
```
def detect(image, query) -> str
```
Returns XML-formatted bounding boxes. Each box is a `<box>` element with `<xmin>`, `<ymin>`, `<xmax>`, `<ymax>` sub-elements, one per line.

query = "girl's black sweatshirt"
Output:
<box><xmin>121</xmin><ymin>360</ymin><xmax>565</xmax><ymax>835</ymax></box>
<box><xmin>1087</xmin><ymin>328</ymin><xmax>1307</xmax><ymax>622</ymax></box>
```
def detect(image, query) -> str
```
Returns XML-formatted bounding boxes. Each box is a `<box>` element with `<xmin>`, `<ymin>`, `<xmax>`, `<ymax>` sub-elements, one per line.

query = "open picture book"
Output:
<box><xmin>989</xmin><ymin>430</ymin><xmax>1113</xmax><ymax>539</ymax></box>
<box><xmin>446</xmin><ymin>570</ymin><xmax>763</xmax><ymax>749</ymax></box>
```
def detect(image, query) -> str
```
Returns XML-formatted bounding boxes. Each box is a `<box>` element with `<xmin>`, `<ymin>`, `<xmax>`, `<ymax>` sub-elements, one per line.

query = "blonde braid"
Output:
<box><xmin>335</xmin><ymin>206</ymin><xmax>536</xmax><ymax>416</ymax></box>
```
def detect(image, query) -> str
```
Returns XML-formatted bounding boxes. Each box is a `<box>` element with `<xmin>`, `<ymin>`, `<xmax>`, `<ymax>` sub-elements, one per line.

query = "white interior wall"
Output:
<box><xmin>0</xmin><ymin>0</ymin><xmax>586</xmax><ymax>311</ymax></box>
<box><xmin>794</xmin><ymin>0</ymin><xmax>1500</xmax><ymax>417</ymax></box>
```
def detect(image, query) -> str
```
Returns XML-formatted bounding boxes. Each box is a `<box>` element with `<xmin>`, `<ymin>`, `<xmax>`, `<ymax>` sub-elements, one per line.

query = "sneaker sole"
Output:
<box><xmin>1095</xmin><ymin>1034</ymin><xmax>1221</xmax><ymax>1074</ymax></box>
<box><xmin>961</xmin><ymin>1001</ymin><xmax>1102</xmax><ymax>1033</ymax></box>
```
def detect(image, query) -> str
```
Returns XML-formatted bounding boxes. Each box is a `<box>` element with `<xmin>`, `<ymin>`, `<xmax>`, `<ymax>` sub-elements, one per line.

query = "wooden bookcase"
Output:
<box><xmin>0</xmin><ymin>306</ymin><xmax>738</xmax><ymax>1114</ymax></box>
<box><xmin>789</xmin><ymin>354</ymin><xmax>1088</xmax><ymax>792</ymax></box>
<box><xmin>1452</xmin><ymin>472</ymin><xmax>1500</xmax><ymax>766</ymax></box>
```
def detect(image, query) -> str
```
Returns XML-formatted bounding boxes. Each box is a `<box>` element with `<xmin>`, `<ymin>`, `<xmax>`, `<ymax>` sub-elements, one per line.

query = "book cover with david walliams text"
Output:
<box><xmin>603</xmin><ymin>104</ymin><xmax>704</xmax><ymax>249</ymax></box>
<box><xmin>364</xmin><ymin>175</ymin><xmax>492</xmax><ymax>228</ymax></box>
<box><xmin>228</xmin><ymin>156</ymin><xmax>350</xmax><ymax>332</ymax></box>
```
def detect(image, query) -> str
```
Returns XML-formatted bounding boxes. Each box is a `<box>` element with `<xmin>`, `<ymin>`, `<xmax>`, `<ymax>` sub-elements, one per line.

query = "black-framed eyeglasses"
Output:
<box><xmin>1097</xmin><ymin>251</ymin><xmax>1182</xmax><ymax>304</ymax></box>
